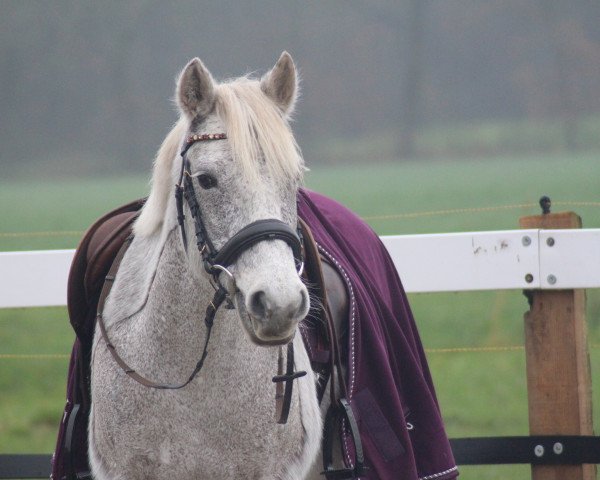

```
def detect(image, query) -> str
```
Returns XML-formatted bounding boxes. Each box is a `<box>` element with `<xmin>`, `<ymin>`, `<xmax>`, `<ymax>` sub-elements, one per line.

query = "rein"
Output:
<box><xmin>96</xmin><ymin>236</ymin><xmax>227</xmax><ymax>390</ymax></box>
<box><xmin>96</xmin><ymin>131</ymin><xmax>306</xmax><ymax>424</ymax></box>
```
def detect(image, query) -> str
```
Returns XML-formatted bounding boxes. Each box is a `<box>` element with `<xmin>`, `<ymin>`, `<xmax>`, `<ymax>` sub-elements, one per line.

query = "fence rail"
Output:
<box><xmin>1</xmin><ymin>228</ymin><xmax>600</xmax><ymax>309</ymax></box>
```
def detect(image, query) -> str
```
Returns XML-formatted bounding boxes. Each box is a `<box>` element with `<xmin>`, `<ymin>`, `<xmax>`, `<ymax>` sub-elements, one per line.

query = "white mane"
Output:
<box><xmin>135</xmin><ymin>77</ymin><xmax>304</xmax><ymax>237</ymax></box>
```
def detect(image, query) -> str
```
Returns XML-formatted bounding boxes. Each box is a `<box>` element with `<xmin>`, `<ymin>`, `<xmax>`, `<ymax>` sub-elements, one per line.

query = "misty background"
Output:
<box><xmin>2</xmin><ymin>0</ymin><xmax>600</xmax><ymax>178</ymax></box>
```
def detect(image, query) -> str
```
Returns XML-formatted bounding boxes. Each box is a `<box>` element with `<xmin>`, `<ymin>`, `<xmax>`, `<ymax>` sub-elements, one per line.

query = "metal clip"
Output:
<box><xmin>210</xmin><ymin>264</ymin><xmax>237</xmax><ymax>309</ymax></box>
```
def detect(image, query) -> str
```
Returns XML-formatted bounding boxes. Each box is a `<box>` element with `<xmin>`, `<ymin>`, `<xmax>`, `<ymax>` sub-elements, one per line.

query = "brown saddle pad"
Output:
<box><xmin>67</xmin><ymin>198</ymin><xmax>146</xmax><ymax>345</ymax></box>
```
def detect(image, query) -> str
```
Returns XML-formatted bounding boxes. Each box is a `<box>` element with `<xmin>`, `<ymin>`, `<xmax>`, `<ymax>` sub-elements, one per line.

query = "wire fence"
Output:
<box><xmin>1</xmin><ymin>200</ymin><xmax>598</xmax><ymax>239</ymax></box>
<box><xmin>362</xmin><ymin>201</ymin><xmax>600</xmax><ymax>222</ymax></box>
<box><xmin>2</xmin><ymin>344</ymin><xmax>600</xmax><ymax>361</ymax></box>
<box><xmin>0</xmin><ymin>230</ymin><xmax>82</xmax><ymax>239</ymax></box>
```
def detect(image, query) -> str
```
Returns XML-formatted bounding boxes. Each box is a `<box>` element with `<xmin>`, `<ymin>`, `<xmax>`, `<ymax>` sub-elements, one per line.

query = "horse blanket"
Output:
<box><xmin>297</xmin><ymin>189</ymin><xmax>457</xmax><ymax>480</ymax></box>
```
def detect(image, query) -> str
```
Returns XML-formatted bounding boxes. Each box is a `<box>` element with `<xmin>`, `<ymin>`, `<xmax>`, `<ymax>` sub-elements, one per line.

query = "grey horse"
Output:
<box><xmin>89</xmin><ymin>53</ymin><xmax>325</xmax><ymax>479</ymax></box>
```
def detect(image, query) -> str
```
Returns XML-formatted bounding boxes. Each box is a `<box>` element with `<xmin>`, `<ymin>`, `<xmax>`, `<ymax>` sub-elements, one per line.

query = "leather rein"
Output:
<box><xmin>96</xmin><ymin>132</ymin><xmax>307</xmax><ymax>424</ymax></box>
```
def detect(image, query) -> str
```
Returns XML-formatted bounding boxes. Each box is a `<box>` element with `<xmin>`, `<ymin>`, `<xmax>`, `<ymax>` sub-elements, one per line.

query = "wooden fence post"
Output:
<box><xmin>520</xmin><ymin>209</ymin><xmax>596</xmax><ymax>480</ymax></box>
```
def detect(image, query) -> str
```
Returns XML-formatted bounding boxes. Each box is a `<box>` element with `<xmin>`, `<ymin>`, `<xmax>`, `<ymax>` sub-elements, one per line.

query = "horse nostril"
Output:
<box><xmin>249</xmin><ymin>290</ymin><xmax>269</xmax><ymax>318</ymax></box>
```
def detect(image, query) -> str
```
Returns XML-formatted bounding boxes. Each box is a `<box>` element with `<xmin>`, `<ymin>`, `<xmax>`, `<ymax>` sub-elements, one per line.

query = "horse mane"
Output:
<box><xmin>134</xmin><ymin>77</ymin><xmax>304</xmax><ymax>237</ymax></box>
<box><xmin>134</xmin><ymin>117</ymin><xmax>187</xmax><ymax>237</ymax></box>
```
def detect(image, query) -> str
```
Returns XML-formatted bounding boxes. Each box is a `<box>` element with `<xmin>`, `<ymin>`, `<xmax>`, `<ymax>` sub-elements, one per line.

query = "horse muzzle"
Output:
<box><xmin>236</xmin><ymin>282</ymin><xmax>309</xmax><ymax>345</ymax></box>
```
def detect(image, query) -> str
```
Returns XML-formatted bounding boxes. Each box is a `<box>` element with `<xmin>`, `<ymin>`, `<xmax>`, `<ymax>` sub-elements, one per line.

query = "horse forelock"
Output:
<box><xmin>135</xmin><ymin>77</ymin><xmax>304</xmax><ymax>238</ymax></box>
<box><xmin>214</xmin><ymin>78</ymin><xmax>304</xmax><ymax>184</ymax></box>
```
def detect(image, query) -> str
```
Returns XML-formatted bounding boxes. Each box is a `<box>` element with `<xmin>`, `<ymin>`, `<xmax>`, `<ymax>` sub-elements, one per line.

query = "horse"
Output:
<box><xmin>88</xmin><ymin>52</ymin><xmax>458</xmax><ymax>480</ymax></box>
<box><xmin>89</xmin><ymin>52</ymin><xmax>328</xmax><ymax>479</ymax></box>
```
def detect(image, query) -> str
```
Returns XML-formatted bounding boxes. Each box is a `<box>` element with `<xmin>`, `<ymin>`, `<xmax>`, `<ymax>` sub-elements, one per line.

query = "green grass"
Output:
<box><xmin>1</xmin><ymin>153</ymin><xmax>599</xmax><ymax>479</ymax></box>
<box><xmin>0</xmin><ymin>309</ymin><xmax>72</xmax><ymax>452</ymax></box>
<box><xmin>306</xmin><ymin>152</ymin><xmax>600</xmax><ymax>234</ymax></box>
<box><xmin>0</xmin><ymin>175</ymin><xmax>151</xmax><ymax>251</ymax></box>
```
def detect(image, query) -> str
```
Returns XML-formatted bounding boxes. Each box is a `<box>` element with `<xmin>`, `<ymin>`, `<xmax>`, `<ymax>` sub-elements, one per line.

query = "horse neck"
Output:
<box><xmin>141</xmin><ymin>229</ymin><xmax>224</xmax><ymax>345</ymax></box>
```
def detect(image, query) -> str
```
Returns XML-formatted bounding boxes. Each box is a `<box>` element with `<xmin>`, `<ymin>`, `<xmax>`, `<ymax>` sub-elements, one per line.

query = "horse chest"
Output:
<box><xmin>90</xmin><ymin>207</ymin><xmax>322</xmax><ymax>479</ymax></box>
<box><xmin>90</xmin><ymin>315</ymin><xmax>320</xmax><ymax>479</ymax></box>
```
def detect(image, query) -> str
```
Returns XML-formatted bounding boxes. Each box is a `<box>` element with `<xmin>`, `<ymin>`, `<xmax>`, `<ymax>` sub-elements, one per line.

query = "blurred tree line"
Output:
<box><xmin>1</xmin><ymin>0</ymin><xmax>599</xmax><ymax>176</ymax></box>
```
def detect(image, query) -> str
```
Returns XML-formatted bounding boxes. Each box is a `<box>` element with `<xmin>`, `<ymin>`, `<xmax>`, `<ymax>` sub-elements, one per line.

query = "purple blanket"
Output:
<box><xmin>298</xmin><ymin>189</ymin><xmax>458</xmax><ymax>480</ymax></box>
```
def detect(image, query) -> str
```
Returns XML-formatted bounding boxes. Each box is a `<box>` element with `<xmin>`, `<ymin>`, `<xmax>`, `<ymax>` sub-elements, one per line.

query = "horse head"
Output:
<box><xmin>136</xmin><ymin>52</ymin><xmax>309</xmax><ymax>346</ymax></box>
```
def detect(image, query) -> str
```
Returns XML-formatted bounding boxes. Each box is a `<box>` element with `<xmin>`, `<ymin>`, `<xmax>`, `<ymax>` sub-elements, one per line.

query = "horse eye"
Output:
<box><xmin>197</xmin><ymin>174</ymin><xmax>218</xmax><ymax>190</ymax></box>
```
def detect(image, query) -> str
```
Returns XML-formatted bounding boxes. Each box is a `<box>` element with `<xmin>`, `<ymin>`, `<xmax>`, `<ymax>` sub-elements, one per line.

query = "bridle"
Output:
<box><xmin>97</xmin><ymin>131</ymin><xmax>307</xmax><ymax>424</ymax></box>
<box><xmin>175</xmin><ymin>133</ymin><xmax>304</xmax><ymax>282</ymax></box>
<box><xmin>174</xmin><ymin>131</ymin><xmax>306</xmax><ymax>345</ymax></box>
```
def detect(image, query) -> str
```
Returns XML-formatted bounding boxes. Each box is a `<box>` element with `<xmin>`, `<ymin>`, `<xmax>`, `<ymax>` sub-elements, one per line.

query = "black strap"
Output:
<box><xmin>175</xmin><ymin>184</ymin><xmax>187</xmax><ymax>251</ymax></box>
<box><xmin>450</xmin><ymin>435</ymin><xmax>600</xmax><ymax>465</ymax></box>
<box><xmin>183</xmin><ymin>170</ymin><xmax>217</xmax><ymax>259</ymax></box>
<box><xmin>63</xmin><ymin>403</ymin><xmax>81</xmax><ymax>479</ymax></box>
<box><xmin>272</xmin><ymin>342</ymin><xmax>307</xmax><ymax>424</ymax></box>
<box><xmin>213</xmin><ymin>219</ymin><xmax>302</xmax><ymax>269</ymax></box>
<box><xmin>322</xmin><ymin>399</ymin><xmax>367</xmax><ymax>479</ymax></box>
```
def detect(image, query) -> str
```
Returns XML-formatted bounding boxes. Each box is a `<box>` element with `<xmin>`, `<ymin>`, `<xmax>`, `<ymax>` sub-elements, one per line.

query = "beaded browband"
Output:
<box><xmin>180</xmin><ymin>133</ymin><xmax>228</xmax><ymax>158</ymax></box>
<box><xmin>186</xmin><ymin>133</ymin><xmax>227</xmax><ymax>144</ymax></box>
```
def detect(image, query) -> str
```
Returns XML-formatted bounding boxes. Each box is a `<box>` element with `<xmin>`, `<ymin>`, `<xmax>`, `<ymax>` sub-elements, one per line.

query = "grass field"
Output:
<box><xmin>1</xmin><ymin>153</ymin><xmax>599</xmax><ymax>479</ymax></box>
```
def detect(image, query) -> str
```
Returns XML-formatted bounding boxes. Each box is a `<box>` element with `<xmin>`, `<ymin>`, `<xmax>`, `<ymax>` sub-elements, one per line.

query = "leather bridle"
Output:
<box><xmin>175</xmin><ymin>133</ymin><xmax>304</xmax><ymax>280</ymax></box>
<box><xmin>97</xmin><ymin>131</ymin><xmax>307</xmax><ymax>424</ymax></box>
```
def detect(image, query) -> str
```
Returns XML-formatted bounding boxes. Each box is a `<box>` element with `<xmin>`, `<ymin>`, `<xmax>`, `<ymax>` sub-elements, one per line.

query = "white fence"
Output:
<box><xmin>1</xmin><ymin>228</ymin><xmax>599</xmax><ymax>308</ymax></box>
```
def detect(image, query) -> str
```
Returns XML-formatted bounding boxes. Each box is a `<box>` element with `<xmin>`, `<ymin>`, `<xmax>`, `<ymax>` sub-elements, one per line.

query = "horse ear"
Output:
<box><xmin>176</xmin><ymin>58</ymin><xmax>216</xmax><ymax>118</ymax></box>
<box><xmin>261</xmin><ymin>51</ymin><xmax>298</xmax><ymax>115</ymax></box>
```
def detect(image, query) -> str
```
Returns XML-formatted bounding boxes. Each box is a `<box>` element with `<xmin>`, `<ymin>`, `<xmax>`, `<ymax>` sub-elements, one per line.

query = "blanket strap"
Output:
<box><xmin>298</xmin><ymin>219</ymin><xmax>367</xmax><ymax>478</ymax></box>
